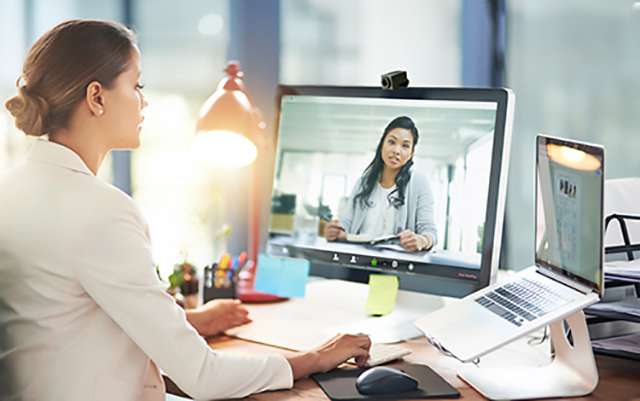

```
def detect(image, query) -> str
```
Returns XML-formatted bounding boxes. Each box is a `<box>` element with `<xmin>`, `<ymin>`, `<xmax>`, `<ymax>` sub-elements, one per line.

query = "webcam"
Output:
<box><xmin>381</xmin><ymin>70</ymin><xmax>409</xmax><ymax>90</ymax></box>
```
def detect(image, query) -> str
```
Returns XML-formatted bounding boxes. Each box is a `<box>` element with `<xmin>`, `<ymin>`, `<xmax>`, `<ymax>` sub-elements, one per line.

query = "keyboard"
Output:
<box><xmin>351</xmin><ymin>343</ymin><xmax>412</xmax><ymax>367</ymax></box>
<box><xmin>475</xmin><ymin>277</ymin><xmax>569</xmax><ymax>327</ymax></box>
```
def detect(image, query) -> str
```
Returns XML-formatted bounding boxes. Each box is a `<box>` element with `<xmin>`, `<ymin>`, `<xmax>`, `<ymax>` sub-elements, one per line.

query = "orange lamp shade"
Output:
<box><xmin>194</xmin><ymin>62</ymin><xmax>260</xmax><ymax>168</ymax></box>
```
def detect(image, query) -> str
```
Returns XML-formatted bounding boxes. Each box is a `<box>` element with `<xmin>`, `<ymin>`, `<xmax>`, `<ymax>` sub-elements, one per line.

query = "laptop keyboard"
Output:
<box><xmin>475</xmin><ymin>278</ymin><xmax>569</xmax><ymax>327</ymax></box>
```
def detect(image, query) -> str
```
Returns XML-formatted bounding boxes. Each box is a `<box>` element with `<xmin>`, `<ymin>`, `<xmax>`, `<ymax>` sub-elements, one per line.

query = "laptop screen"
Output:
<box><xmin>535</xmin><ymin>135</ymin><xmax>604</xmax><ymax>294</ymax></box>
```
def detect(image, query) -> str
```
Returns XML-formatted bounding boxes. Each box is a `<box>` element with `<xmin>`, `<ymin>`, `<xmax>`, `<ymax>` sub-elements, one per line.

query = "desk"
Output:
<box><xmin>195</xmin><ymin>335</ymin><xmax>640</xmax><ymax>401</ymax></box>
<box><xmin>216</xmin><ymin>279</ymin><xmax>640</xmax><ymax>400</ymax></box>
<box><xmin>170</xmin><ymin>277</ymin><xmax>640</xmax><ymax>400</ymax></box>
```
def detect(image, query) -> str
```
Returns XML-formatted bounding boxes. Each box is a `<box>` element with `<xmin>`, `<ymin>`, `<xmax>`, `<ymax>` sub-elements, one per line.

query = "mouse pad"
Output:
<box><xmin>311</xmin><ymin>362</ymin><xmax>460</xmax><ymax>401</ymax></box>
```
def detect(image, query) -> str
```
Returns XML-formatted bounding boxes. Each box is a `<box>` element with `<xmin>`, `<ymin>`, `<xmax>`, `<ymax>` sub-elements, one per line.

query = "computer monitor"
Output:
<box><xmin>267</xmin><ymin>86</ymin><xmax>514</xmax><ymax>299</ymax></box>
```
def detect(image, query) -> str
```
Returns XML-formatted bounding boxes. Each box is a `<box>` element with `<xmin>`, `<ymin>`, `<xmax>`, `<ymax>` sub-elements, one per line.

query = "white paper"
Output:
<box><xmin>554</xmin><ymin>171</ymin><xmax>582</xmax><ymax>267</ymax></box>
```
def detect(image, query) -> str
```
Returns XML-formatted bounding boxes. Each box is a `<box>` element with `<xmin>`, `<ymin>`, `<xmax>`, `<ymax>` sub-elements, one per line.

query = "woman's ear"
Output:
<box><xmin>85</xmin><ymin>81</ymin><xmax>105</xmax><ymax>117</ymax></box>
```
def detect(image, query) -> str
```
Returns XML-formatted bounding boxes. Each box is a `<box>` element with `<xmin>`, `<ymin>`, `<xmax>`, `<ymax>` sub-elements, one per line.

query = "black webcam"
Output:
<box><xmin>381</xmin><ymin>70</ymin><xmax>409</xmax><ymax>90</ymax></box>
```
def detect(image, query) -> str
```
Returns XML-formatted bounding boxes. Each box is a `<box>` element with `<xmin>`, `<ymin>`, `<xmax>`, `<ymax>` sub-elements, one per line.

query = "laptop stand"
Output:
<box><xmin>459</xmin><ymin>310</ymin><xmax>598</xmax><ymax>400</ymax></box>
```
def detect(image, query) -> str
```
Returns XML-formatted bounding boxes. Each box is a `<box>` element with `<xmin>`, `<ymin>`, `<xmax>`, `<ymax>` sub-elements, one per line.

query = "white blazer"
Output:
<box><xmin>0</xmin><ymin>140</ymin><xmax>292</xmax><ymax>401</ymax></box>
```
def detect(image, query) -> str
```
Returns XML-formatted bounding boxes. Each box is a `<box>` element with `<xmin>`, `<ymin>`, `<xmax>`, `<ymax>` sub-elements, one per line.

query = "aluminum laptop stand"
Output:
<box><xmin>459</xmin><ymin>309</ymin><xmax>598</xmax><ymax>400</ymax></box>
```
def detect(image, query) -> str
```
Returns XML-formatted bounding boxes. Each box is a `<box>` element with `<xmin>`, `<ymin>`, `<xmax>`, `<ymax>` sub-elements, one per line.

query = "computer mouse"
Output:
<box><xmin>355</xmin><ymin>366</ymin><xmax>419</xmax><ymax>395</ymax></box>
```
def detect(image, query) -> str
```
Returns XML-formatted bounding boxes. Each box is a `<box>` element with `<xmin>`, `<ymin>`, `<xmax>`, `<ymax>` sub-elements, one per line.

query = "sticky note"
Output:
<box><xmin>365</xmin><ymin>274</ymin><xmax>399</xmax><ymax>316</ymax></box>
<box><xmin>254</xmin><ymin>253</ymin><xmax>310</xmax><ymax>298</ymax></box>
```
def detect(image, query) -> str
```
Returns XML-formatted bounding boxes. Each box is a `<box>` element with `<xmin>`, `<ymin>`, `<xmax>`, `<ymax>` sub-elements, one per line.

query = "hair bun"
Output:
<box><xmin>5</xmin><ymin>86</ymin><xmax>50</xmax><ymax>136</ymax></box>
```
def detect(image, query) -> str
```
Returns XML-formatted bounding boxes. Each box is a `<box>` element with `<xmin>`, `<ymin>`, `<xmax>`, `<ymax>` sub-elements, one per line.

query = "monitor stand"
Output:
<box><xmin>326</xmin><ymin>281</ymin><xmax>447</xmax><ymax>344</ymax></box>
<box><xmin>228</xmin><ymin>279</ymin><xmax>453</xmax><ymax>350</ymax></box>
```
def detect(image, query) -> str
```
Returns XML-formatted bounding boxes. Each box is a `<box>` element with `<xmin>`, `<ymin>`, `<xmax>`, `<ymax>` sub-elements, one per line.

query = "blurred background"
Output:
<box><xmin>1</xmin><ymin>0</ymin><xmax>639</xmax><ymax>279</ymax></box>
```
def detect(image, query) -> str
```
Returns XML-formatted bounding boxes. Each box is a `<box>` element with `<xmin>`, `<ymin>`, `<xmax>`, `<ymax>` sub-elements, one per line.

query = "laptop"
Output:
<box><xmin>415</xmin><ymin>134</ymin><xmax>604</xmax><ymax>362</ymax></box>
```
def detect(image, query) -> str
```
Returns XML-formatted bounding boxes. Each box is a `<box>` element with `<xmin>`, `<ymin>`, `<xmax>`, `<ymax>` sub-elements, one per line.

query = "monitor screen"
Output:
<box><xmin>535</xmin><ymin>135</ymin><xmax>604</xmax><ymax>295</ymax></box>
<box><xmin>266</xmin><ymin>86</ymin><xmax>514</xmax><ymax>297</ymax></box>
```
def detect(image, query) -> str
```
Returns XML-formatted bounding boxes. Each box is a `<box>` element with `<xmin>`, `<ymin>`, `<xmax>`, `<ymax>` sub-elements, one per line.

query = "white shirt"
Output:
<box><xmin>0</xmin><ymin>139</ymin><xmax>293</xmax><ymax>401</ymax></box>
<box><xmin>359</xmin><ymin>183</ymin><xmax>397</xmax><ymax>238</ymax></box>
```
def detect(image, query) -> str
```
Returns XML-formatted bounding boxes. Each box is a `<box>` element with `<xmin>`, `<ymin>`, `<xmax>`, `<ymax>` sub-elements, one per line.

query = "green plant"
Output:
<box><xmin>168</xmin><ymin>269</ymin><xmax>185</xmax><ymax>290</ymax></box>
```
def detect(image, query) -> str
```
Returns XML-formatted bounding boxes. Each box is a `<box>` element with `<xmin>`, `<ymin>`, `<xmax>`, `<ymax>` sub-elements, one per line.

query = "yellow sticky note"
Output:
<box><xmin>365</xmin><ymin>274</ymin><xmax>399</xmax><ymax>316</ymax></box>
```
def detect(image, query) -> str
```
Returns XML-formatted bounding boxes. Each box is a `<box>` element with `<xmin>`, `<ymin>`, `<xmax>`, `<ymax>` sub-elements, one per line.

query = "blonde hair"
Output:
<box><xmin>5</xmin><ymin>19</ymin><xmax>137</xmax><ymax>136</ymax></box>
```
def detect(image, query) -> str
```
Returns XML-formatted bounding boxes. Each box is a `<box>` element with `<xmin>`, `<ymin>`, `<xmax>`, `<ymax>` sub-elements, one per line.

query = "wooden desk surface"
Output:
<box><xmin>204</xmin><ymin>335</ymin><xmax>640</xmax><ymax>401</ymax></box>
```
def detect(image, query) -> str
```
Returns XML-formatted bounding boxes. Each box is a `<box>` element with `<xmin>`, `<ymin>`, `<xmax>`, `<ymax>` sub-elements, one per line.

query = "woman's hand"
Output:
<box><xmin>324</xmin><ymin>218</ymin><xmax>347</xmax><ymax>241</ymax></box>
<box><xmin>186</xmin><ymin>299</ymin><xmax>252</xmax><ymax>337</ymax></box>
<box><xmin>399</xmin><ymin>230</ymin><xmax>432</xmax><ymax>252</ymax></box>
<box><xmin>287</xmin><ymin>334</ymin><xmax>371</xmax><ymax>379</ymax></box>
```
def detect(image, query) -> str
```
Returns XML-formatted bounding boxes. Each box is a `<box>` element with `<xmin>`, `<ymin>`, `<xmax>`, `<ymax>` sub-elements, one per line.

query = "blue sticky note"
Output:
<box><xmin>254</xmin><ymin>253</ymin><xmax>310</xmax><ymax>298</ymax></box>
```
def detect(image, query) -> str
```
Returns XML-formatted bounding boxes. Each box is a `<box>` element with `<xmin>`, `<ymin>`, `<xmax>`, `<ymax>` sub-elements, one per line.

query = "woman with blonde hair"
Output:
<box><xmin>0</xmin><ymin>19</ymin><xmax>370</xmax><ymax>401</ymax></box>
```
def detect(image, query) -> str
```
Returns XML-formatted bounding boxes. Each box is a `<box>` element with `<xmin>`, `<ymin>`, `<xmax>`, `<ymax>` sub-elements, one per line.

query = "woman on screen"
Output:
<box><xmin>0</xmin><ymin>20</ymin><xmax>370</xmax><ymax>401</ymax></box>
<box><xmin>324</xmin><ymin>116</ymin><xmax>437</xmax><ymax>252</ymax></box>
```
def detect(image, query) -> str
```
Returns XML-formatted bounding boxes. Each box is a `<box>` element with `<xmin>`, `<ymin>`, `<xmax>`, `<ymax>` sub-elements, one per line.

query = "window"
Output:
<box><xmin>503</xmin><ymin>0</ymin><xmax>640</xmax><ymax>268</ymax></box>
<box><xmin>281</xmin><ymin>0</ymin><xmax>462</xmax><ymax>86</ymax></box>
<box><xmin>131</xmin><ymin>0</ymin><xmax>229</xmax><ymax>276</ymax></box>
<box><xmin>0</xmin><ymin>0</ymin><xmax>121</xmax><ymax>181</ymax></box>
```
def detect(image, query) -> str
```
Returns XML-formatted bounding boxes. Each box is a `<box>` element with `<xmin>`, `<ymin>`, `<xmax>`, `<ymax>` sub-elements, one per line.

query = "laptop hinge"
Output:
<box><xmin>537</xmin><ymin>267</ymin><xmax>593</xmax><ymax>295</ymax></box>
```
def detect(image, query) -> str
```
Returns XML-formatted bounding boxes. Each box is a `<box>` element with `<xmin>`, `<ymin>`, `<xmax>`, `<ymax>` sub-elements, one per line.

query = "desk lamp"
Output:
<box><xmin>195</xmin><ymin>61</ymin><xmax>284</xmax><ymax>303</ymax></box>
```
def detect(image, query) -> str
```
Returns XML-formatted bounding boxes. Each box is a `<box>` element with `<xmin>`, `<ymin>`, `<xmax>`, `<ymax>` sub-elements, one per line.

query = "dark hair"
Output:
<box><xmin>4</xmin><ymin>19</ymin><xmax>136</xmax><ymax>136</ymax></box>
<box><xmin>353</xmin><ymin>116</ymin><xmax>419</xmax><ymax>210</ymax></box>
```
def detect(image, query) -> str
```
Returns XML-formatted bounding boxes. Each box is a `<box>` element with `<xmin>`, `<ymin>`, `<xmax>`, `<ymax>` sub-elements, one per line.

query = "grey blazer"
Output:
<box><xmin>339</xmin><ymin>171</ymin><xmax>438</xmax><ymax>244</ymax></box>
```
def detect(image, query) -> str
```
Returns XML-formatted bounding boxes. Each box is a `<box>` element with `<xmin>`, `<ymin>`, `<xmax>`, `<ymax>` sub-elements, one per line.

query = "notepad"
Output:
<box><xmin>365</xmin><ymin>274</ymin><xmax>399</xmax><ymax>316</ymax></box>
<box><xmin>342</xmin><ymin>233</ymin><xmax>401</xmax><ymax>245</ymax></box>
<box><xmin>254</xmin><ymin>253</ymin><xmax>310</xmax><ymax>298</ymax></box>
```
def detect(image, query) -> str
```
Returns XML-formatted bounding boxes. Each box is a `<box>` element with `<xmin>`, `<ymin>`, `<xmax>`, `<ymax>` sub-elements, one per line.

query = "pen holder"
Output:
<box><xmin>203</xmin><ymin>263</ymin><xmax>237</xmax><ymax>302</ymax></box>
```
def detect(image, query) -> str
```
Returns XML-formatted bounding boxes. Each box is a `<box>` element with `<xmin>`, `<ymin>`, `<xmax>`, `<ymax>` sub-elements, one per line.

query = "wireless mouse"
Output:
<box><xmin>355</xmin><ymin>366</ymin><xmax>419</xmax><ymax>395</ymax></box>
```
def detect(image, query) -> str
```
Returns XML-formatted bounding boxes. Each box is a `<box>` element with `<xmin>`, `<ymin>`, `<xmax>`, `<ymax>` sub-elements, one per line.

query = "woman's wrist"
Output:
<box><xmin>418</xmin><ymin>234</ymin><xmax>432</xmax><ymax>251</ymax></box>
<box><xmin>287</xmin><ymin>351</ymin><xmax>321</xmax><ymax>380</ymax></box>
<box><xmin>184</xmin><ymin>309</ymin><xmax>202</xmax><ymax>332</ymax></box>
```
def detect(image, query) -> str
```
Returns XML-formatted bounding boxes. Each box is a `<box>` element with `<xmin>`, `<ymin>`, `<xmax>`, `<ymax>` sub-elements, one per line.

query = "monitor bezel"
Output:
<box><xmin>268</xmin><ymin>85</ymin><xmax>514</xmax><ymax>297</ymax></box>
<box><xmin>534</xmin><ymin>134</ymin><xmax>604</xmax><ymax>295</ymax></box>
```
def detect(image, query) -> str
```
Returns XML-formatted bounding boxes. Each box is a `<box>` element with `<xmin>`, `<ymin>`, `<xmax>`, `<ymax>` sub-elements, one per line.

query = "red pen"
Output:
<box><xmin>237</xmin><ymin>252</ymin><xmax>248</xmax><ymax>270</ymax></box>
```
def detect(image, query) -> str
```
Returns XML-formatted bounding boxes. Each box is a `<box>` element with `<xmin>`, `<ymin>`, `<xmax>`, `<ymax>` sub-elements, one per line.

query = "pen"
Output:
<box><xmin>204</xmin><ymin>264</ymin><xmax>213</xmax><ymax>288</ymax></box>
<box><xmin>219</xmin><ymin>253</ymin><xmax>230</xmax><ymax>270</ymax></box>
<box><xmin>212</xmin><ymin>263</ymin><xmax>225</xmax><ymax>288</ymax></box>
<box><xmin>237</xmin><ymin>252</ymin><xmax>247</xmax><ymax>270</ymax></box>
<box><xmin>237</xmin><ymin>259</ymin><xmax>254</xmax><ymax>280</ymax></box>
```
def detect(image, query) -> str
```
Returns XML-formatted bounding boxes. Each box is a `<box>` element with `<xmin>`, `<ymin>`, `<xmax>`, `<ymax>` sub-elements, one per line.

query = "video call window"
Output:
<box><xmin>269</xmin><ymin>95</ymin><xmax>498</xmax><ymax>270</ymax></box>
